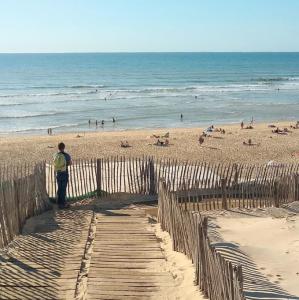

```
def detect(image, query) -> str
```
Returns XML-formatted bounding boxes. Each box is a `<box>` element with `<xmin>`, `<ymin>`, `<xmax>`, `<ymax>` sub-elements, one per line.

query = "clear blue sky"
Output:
<box><xmin>1</xmin><ymin>0</ymin><xmax>299</xmax><ymax>53</ymax></box>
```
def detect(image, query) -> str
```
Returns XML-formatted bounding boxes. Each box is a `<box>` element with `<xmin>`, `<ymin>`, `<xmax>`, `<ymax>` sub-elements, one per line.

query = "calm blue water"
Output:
<box><xmin>0</xmin><ymin>53</ymin><xmax>298</xmax><ymax>134</ymax></box>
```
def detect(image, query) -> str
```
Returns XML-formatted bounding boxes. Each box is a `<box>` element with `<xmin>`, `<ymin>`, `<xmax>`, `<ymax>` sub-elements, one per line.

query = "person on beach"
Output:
<box><xmin>95</xmin><ymin>120</ymin><xmax>98</xmax><ymax>127</ymax></box>
<box><xmin>53</xmin><ymin>142</ymin><xmax>72</xmax><ymax>209</ymax></box>
<box><xmin>88</xmin><ymin>120</ymin><xmax>91</xmax><ymax>127</ymax></box>
<box><xmin>199</xmin><ymin>135</ymin><xmax>204</xmax><ymax>145</ymax></box>
<box><xmin>241</xmin><ymin>121</ymin><xmax>244</xmax><ymax>129</ymax></box>
<box><xmin>121</xmin><ymin>140</ymin><xmax>130</xmax><ymax>148</ymax></box>
<box><xmin>180</xmin><ymin>113</ymin><xmax>183</xmax><ymax>121</ymax></box>
<box><xmin>101</xmin><ymin>120</ymin><xmax>105</xmax><ymax>126</ymax></box>
<box><xmin>112</xmin><ymin>117</ymin><xmax>116</xmax><ymax>123</ymax></box>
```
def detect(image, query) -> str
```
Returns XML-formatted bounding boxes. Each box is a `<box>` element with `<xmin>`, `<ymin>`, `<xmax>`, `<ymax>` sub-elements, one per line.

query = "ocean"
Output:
<box><xmin>0</xmin><ymin>52</ymin><xmax>298</xmax><ymax>134</ymax></box>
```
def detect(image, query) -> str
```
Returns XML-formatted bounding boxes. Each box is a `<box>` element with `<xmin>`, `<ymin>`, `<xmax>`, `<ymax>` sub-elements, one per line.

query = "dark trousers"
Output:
<box><xmin>56</xmin><ymin>172</ymin><xmax>68</xmax><ymax>207</ymax></box>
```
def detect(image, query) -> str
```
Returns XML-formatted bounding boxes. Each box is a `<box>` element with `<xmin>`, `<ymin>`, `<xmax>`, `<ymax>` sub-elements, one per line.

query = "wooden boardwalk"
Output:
<box><xmin>0</xmin><ymin>206</ymin><xmax>92</xmax><ymax>300</ymax></box>
<box><xmin>87</xmin><ymin>203</ymin><xmax>176</xmax><ymax>300</ymax></box>
<box><xmin>0</xmin><ymin>196</ymin><xmax>191</xmax><ymax>300</ymax></box>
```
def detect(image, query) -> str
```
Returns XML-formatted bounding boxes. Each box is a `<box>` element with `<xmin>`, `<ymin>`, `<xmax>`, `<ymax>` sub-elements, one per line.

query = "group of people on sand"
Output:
<box><xmin>290</xmin><ymin>121</ymin><xmax>299</xmax><ymax>129</ymax></box>
<box><xmin>269</xmin><ymin>122</ymin><xmax>299</xmax><ymax>135</ymax></box>
<box><xmin>197</xmin><ymin>119</ymin><xmax>261</xmax><ymax>147</ymax></box>
<box><xmin>204</xmin><ymin>125</ymin><xmax>226</xmax><ymax>135</ymax></box>
<box><xmin>151</xmin><ymin>132</ymin><xmax>170</xmax><ymax>147</ymax></box>
<box><xmin>198</xmin><ymin>125</ymin><xmax>225</xmax><ymax>144</ymax></box>
<box><xmin>241</xmin><ymin>121</ymin><xmax>254</xmax><ymax>129</ymax></box>
<box><xmin>272</xmin><ymin>127</ymin><xmax>291</xmax><ymax>135</ymax></box>
<box><xmin>47</xmin><ymin>128</ymin><xmax>53</xmax><ymax>135</ymax></box>
<box><xmin>120</xmin><ymin>140</ymin><xmax>130</xmax><ymax>148</ymax></box>
<box><xmin>155</xmin><ymin>139</ymin><xmax>169</xmax><ymax>146</ymax></box>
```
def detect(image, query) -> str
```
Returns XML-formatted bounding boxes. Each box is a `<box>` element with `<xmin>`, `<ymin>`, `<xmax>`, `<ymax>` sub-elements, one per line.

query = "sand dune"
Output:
<box><xmin>211</xmin><ymin>203</ymin><xmax>299</xmax><ymax>298</ymax></box>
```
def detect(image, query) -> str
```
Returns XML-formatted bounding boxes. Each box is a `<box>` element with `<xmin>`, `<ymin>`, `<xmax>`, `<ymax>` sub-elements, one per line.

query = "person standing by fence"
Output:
<box><xmin>53</xmin><ymin>142</ymin><xmax>72</xmax><ymax>209</ymax></box>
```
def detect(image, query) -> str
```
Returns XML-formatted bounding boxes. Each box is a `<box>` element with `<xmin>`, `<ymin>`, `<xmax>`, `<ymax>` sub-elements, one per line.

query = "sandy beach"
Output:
<box><xmin>209</xmin><ymin>202</ymin><xmax>299</xmax><ymax>297</ymax></box>
<box><xmin>0</xmin><ymin>121</ymin><xmax>298</xmax><ymax>165</ymax></box>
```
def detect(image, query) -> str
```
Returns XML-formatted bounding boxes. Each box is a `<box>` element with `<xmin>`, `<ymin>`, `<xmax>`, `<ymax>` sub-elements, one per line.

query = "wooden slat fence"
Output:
<box><xmin>158</xmin><ymin>180</ymin><xmax>245</xmax><ymax>300</ymax></box>
<box><xmin>0</xmin><ymin>162</ymin><xmax>49</xmax><ymax>249</ymax></box>
<box><xmin>47</xmin><ymin>156</ymin><xmax>156</xmax><ymax>200</ymax></box>
<box><xmin>0</xmin><ymin>163</ymin><xmax>36</xmax><ymax>182</ymax></box>
<box><xmin>46</xmin><ymin>157</ymin><xmax>299</xmax><ymax>208</ymax></box>
<box><xmin>175</xmin><ymin>167</ymin><xmax>299</xmax><ymax>211</ymax></box>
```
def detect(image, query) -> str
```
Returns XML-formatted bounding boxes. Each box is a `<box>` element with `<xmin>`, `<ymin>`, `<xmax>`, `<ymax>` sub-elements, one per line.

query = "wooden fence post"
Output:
<box><xmin>221</xmin><ymin>178</ymin><xmax>228</xmax><ymax>210</ymax></box>
<box><xmin>202</xmin><ymin>217</ymin><xmax>208</xmax><ymax>237</ymax></box>
<box><xmin>274</xmin><ymin>181</ymin><xmax>279</xmax><ymax>207</ymax></box>
<box><xmin>295</xmin><ymin>174</ymin><xmax>299</xmax><ymax>202</ymax></box>
<box><xmin>233</xmin><ymin>163</ymin><xmax>239</xmax><ymax>185</ymax></box>
<box><xmin>236</xmin><ymin>265</ymin><xmax>244</xmax><ymax>299</ymax></box>
<box><xmin>96</xmin><ymin>159</ymin><xmax>102</xmax><ymax>197</ymax></box>
<box><xmin>149</xmin><ymin>158</ymin><xmax>156</xmax><ymax>195</ymax></box>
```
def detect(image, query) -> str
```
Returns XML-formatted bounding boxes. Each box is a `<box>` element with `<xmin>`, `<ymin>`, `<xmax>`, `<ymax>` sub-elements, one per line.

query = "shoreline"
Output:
<box><xmin>0</xmin><ymin>119</ymin><xmax>297</xmax><ymax>139</ymax></box>
<box><xmin>0</xmin><ymin>120</ymin><xmax>298</xmax><ymax>165</ymax></box>
<box><xmin>1</xmin><ymin>117</ymin><xmax>298</xmax><ymax>138</ymax></box>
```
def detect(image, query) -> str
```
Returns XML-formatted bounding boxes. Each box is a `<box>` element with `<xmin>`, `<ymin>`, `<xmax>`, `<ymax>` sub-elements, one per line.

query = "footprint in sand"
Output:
<box><xmin>267</xmin><ymin>274</ymin><xmax>273</xmax><ymax>277</ymax></box>
<box><xmin>260</xmin><ymin>267</ymin><xmax>266</xmax><ymax>270</ymax></box>
<box><xmin>274</xmin><ymin>280</ymin><xmax>280</xmax><ymax>284</ymax></box>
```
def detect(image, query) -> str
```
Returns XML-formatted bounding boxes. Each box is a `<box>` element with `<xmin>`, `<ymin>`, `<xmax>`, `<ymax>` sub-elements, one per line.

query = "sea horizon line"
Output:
<box><xmin>1</xmin><ymin>51</ymin><xmax>299</xmax><ymax>55</ymax></box>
